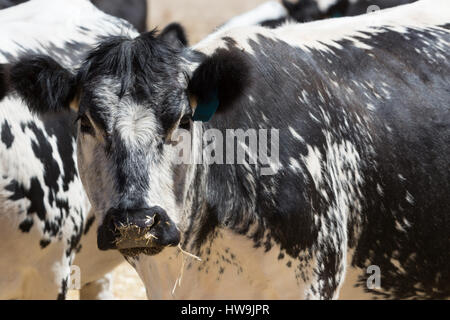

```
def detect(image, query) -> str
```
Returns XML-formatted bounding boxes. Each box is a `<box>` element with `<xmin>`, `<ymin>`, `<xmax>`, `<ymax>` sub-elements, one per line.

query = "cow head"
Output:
<box><xmin>5</xmin><ymin>28</ymin><xmax>248</xmax><ymax>256</ymax></box>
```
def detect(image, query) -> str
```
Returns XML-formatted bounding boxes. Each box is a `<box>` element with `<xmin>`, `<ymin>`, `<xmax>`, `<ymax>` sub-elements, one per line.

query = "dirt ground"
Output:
<box><xmin>148</xmin><ymin>0</ymin><xmax>269</xmax><ymax>44</ymax></box>
<box><xmin>67</xmin><ymin>262</ymin><xmax>147</xmax><ymax>300</ymax></box>
<box><xmin>68</xmin><ymin>0</ymin><xmax>270</xmax><ymax>300</ymax></box>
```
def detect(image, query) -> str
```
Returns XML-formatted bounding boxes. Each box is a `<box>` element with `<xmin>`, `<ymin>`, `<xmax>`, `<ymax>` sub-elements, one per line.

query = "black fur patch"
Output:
<box><xmin>6</xmin><ymin>178</ymin><xmax>46</xmax><ymax>223</ymax></box>
<box><xmin>0</xmin><ymin>1</ymin><xmax>27</xmax><ymax>10</ymax></box>
<box><xmin>188</xmin><ymin>48</ymin><xmax>251</xmax><ymax>115</ymax></box>
<box><xmin>56</xmin><ymin>277</ymin><xmax>68</xmax><ymax>300</ymax></box>
<box><xmin>83</xmin><ymin>215</ymin><xmax>96</xmax><ymax>235</ymax></box>
<box><xmin>282</xmin><ymin>0</ymin><xmax>324</xmax><ymax>22</ymax></box>
<box><xmin>262</xmin><ymin>0</ymin><xmax>417</xmax><ymax>28</ymax></box>
<box><xmin>91</xmin><ymin>0</ymin><xmax>148</xmax><ymax>33</ymax></box>
<box><xmin>0</xmin><ymin>63</ymin><xmax>11</xmax><ymax>101</ymax></box>
<box><xmin>9</xmin><ymin>55</ymin><xmax>76</xmax><ymax>115</ymax></box>
<box><xmin>159</xmin><ymin>22</ymin><xmax>188</xmax><ymax>49</ymax></box>
<box><xmin>40</xmin><ymin>239</ymin><xmax>51</xmax><ymax>249</ymax></box>
<box><xmin>1</xmin><ymin>120</ymin><xmax>14</xmax><ymax>148</ymax></box>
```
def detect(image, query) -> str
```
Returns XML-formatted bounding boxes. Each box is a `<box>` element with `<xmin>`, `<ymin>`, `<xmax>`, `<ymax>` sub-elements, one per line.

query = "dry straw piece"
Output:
<box><xmin>172</xmin><ymin>244</ymin><xmax>202</xmax><ymax>296</ymax></box>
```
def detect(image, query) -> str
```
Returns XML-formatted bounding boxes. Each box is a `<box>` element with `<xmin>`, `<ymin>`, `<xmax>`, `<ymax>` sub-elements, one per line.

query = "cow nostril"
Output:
<box><xmin>144</xmin><ymin>213</ymin><xmax>159</xmax><ymax>228</ymax></box>
<box><xmin>152</xmin><ymin>213</ymin><xmax>160</xmax><ymax>226</ymax></box>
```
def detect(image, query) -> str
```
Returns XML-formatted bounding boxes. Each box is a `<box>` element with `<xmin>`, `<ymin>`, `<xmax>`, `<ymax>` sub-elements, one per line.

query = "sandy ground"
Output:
<box><xmin>148</xmin><ymin>0</ymin><xmax>269</xmax><ymax>44</ymax></box>
<box><xmin>67</xmin><ymin>262</ymin><xmax>147</xmax><ymax>300</ymax></box>
<box><xmin>67</xmin><ymin>0</ymin><xmax>270</xmax><ymax>300</ymax></box>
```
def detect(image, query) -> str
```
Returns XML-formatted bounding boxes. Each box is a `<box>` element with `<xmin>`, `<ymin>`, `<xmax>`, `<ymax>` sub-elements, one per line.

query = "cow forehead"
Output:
<box><xmin>92</xmin><ymin>77</ymin><xmax>122</xmax><ymax>104</ymax></box>
<box><xmin>80</xmin><ymin>77</ymin><xmax>162</xmax><ymax>141</ymax></box>
<box><xmin>78</xmin><ymin>77</ymin><xmax>121</xmax><ymax>127</ymax></box>
<box><xmin>115</xmin><ymin>102</ymin><xmax>160</xmax><ymax>147</ymax></box>
<box><xmin>87</xmin><ymin>77</ymin><xmax>122</xmax><ymax>114</ymax></box>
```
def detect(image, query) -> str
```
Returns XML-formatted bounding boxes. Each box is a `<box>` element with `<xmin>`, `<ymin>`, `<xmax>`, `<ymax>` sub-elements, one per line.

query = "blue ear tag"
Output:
<box><xmin>192</xmin><ymin>91</ymin><xmax>219</xmax><ymax>122</ymax></box>
<box><xmin>332</xmin><ymin>12</ymin><xmax>342</xmax><ymax>18</ymax></box>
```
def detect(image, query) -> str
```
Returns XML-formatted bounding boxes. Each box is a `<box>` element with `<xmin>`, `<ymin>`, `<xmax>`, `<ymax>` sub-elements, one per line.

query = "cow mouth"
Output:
<box><xmin>114</xmin><ymin>229</ymin><xmax>166</xmax><ymax>256</ymax></box>
<box><xmin>98</xmin><ymin>206</ymin><xmax>181</xmax><ymax>252</ymax></box>
<box><xmin>119</xmin><ymin>246</ymin><xmax>164</xmax><ymax>257</ymax></box>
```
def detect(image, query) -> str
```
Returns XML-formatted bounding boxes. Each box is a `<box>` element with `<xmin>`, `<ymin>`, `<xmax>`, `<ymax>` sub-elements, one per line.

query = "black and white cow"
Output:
<box><xmin>261</xmin><ymin>0</ymin><xmax>418</xmax><ymax>27</ymax></box>
<box><xmin>0</xmin><ymin>0</ymin><xmax>148</xmax><ymax>33</ymax></box>
<box><xmin>4</xmin><ymin>0</ymin><xmax>449</xmax><ymax>299</ymax></box>
<box><xmin>208</xmin><ymin>1</ymin><xmax>419</xmax><ymax>39</ymax></box>
<box><xmin>0</xmin><ymin>0</ymin><xmax>139</xmax><ymax>300</ymax></box>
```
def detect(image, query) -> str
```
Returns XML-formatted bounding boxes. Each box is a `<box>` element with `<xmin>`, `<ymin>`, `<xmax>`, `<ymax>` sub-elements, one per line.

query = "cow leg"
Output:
<box><xmin>0</xmin><ymin>208</ymin><xmax>73</xmax><ymax>299</ymax></box>
<box><xmin>307</xmin><ymin>248</ymin><xmax>347</xmax><ymax>299</ymax></box>
<box><xmin>79</xmin><ymin>273</ymin><xmax>114</xmax><ymax>300</ymax></box>
<box><xmin>305</xmin><ymin>220</ymin><xmax>349</xmax><ymax>300</ymax></box>
<box><xmin>73</xmin><ymin>213</ymin><xmax>124</xmax><ymax>300</ymax></box>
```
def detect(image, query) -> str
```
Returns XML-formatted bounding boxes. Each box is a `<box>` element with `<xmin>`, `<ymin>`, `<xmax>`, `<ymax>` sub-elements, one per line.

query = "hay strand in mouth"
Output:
<box><xmin>177</xmin><ymin>244</ymin><xmax>202</xmax><ymax>261</ymax></box>
<box><xmin>171</xmin><ymin>245</ymin><xmax>202</xmax><ymax>296</ymax></box>
<box><xmin>171</xmin><ymin>254</ymin><xmax>186</xmax><ymax>296</ymax></box>
<box><xmin>113</xmin><ymin>223</ymin><xmax>158</xmax><ymax>247</ymax></box>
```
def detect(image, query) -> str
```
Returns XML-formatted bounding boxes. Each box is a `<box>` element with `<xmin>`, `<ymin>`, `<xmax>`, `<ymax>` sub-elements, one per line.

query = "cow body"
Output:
<box><xmin>0</xmin><ymin>0</ymin><xmax>137</xmax><ymax>299</ymax></box>
<box><xmin>6</xmin><ymin>0</ymin><xmax>449</xmax><ymax>299</ymax></box>
<box><xmin>123</xmin><ymin>1</ymin><xmax>450</xmax><ymax>299</ymax></box>
<box><xmin>0</xmin><ymin>0</ymin><xmax>147</xmax><ymax>33</ymax></box>
<box><xmin>185</xmin><ymin>2</ymin><xmax>449</xmax><ymax>299</ymax></box>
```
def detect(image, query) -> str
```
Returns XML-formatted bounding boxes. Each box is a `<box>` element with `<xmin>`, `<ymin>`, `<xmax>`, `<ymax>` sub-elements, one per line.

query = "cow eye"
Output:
<box><xmin>76</xmin><ymin>114</ymin><xmax>94</xmax><ymax>134</ymax></box>
<box><xmin>179</xmin><ymin>113</ymin><xmax>191</xmax><ymax>130</ymax></box>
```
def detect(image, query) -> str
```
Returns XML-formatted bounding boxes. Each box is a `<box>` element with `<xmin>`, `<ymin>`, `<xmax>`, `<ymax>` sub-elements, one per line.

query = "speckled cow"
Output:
<box><xmin>4</xmin><ymin>0</ymin><xmax>449</xmax><ymax>299</ymax></box>
<box><xmin>0</xmin><ymin>0</ymin><xmax>136</xmax><ymax>299</ymax></box>
<box><xmin>0</xmin><ymin>0</ymin><xmax>148</xmax><ymax>33</ymax></box>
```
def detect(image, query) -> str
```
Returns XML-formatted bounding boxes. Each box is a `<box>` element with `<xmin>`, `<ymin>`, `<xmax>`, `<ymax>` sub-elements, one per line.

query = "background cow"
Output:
<box><xmin>0</xmin><ymin>0</ymin><xmax>190</xmax><ymax>300</ymax></box>
<box><xmin>254</xmin><ymin>0</ymin><xmax>419</xmax><ymax>27</ymax></box>
<box><xmin>4</xmin><ymin>0</ymin><xmax>450</xmax><ymax>299</ymax></box>
<box><xmin>200</xmin><ymin>0</ymin><xmax>419</xmax><ymax>41</ymax></box>
<box><xmin>0</xmin><ymin>0</ymin><xmax>135</xmax><ymax>300</ymax></box>
<box><xmin>0</xmin><ymin>0</ymin><xmax>148</xmax><ymax>33</ymax></box>
<box><xmin>91</xmin><ymin>0</ymin><xmax>148</xmax><ymax>33</ymax></box>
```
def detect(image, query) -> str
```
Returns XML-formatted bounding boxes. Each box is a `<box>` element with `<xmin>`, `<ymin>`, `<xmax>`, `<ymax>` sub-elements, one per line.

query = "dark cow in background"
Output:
<box><xmin>261</xmin><ymin>0</ymin><xmax>418</xmax><ymax>27</ymax></box>
<box><xmin>0</xmin><ymin>0</ymin><xmax>135</xmax><ymax>299</ymax></box>
<box><xmin>0</xmin><ymin>0</ymin><xmax>148</xmax><ymax>32</ymax></box>
<box><xmin>5</xmin><ymin>0</ymin><xmax>450</xmax><ymax>300</ymax></box>
<box><xmin>0</xmin><ymin>0</ymin><xmax>26</xmax><ymax>9</ymax></box>
<box><xmin>92</xmin><ymin>0</ymin><xmax>148</xmax><ymax>33</ymax></box>
<box><xmin>204</xmin><ymin>0</ymin><xmax>419</xmax><ymax>40</ymax></box>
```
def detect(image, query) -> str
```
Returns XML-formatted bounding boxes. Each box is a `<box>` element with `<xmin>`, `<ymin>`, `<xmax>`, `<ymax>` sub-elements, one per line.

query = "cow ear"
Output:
<box><xmin>0</xmin><ymin>63</ymin><xmax>10</xmax><ymax>101</ymax></box>
<box><xmin>158</xmin><ymin>23</ymin><xmax>188</xmax><ymax>49</ymax></box>
<box><xmin>187</xmin><ymin>49</ymin><xmax>250</xmax><ymax>122</ymax></box>
<box><xmin>9</xmin><ymin>55</ymin><xmax>77</xmax><ymax>115</ymax></box>
<box><xmin>282</xmin><ymin>0</ymin><xmax>297</xmax><ymax>15</ymax></box>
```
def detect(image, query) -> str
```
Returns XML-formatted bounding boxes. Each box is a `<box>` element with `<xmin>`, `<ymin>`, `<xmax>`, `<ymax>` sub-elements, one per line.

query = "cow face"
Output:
<box><xmin>5</xmin><ymin>29</ymin><xmax>248</xmax><ymax>256</ymax></box>
<box><xmin>73</xmin><ymin>34</ymin><xmax>186</xmax><ymax>255</ymax></box>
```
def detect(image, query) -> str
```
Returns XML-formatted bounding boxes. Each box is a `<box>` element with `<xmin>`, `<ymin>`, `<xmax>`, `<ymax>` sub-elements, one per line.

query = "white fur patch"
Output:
<box><xmin>116</xmin><ymin>102</ymin><xmax>159</xmax><ymax>147</ymax></box>
<box><xmin>302</xmin><ymin>145</ymin><xmax>323</xmax><ymax>188</ymax></box>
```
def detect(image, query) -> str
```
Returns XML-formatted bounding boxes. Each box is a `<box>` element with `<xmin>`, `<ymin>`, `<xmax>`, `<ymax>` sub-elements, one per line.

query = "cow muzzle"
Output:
<box><xmin>97</xmin><ymin>206</ymin><xmax>180</xmax><ymax>256</ymax></box>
